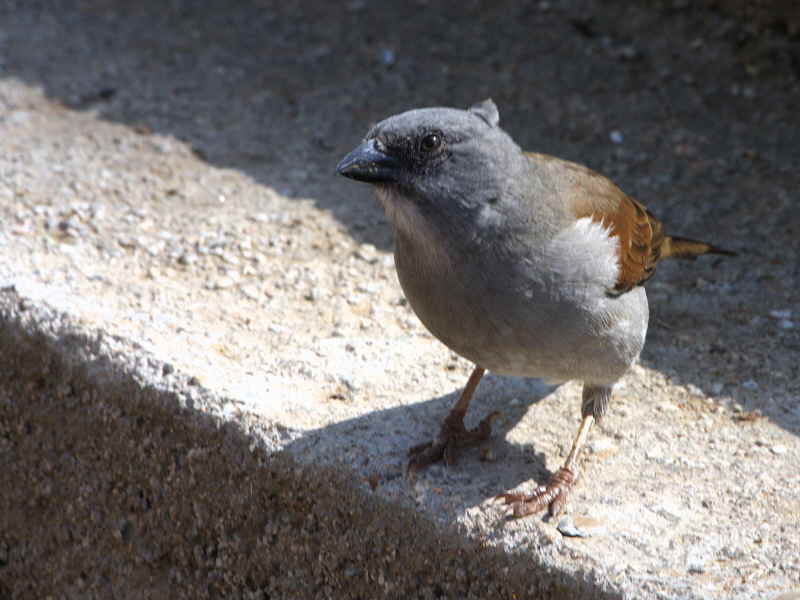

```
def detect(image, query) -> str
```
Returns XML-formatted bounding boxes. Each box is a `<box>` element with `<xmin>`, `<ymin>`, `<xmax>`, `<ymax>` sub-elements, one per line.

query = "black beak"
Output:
<box><xmin>336</xmin><ymin>139</ymin><xmax>400</xmax><ymax>184</ymax></box>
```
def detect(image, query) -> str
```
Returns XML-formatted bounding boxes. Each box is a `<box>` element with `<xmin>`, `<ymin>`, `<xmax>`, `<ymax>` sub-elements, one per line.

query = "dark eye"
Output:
<box><xmin>420</xmin><ymin>133</ymin><xmax>442</xmax><ymax>153</ymax></box>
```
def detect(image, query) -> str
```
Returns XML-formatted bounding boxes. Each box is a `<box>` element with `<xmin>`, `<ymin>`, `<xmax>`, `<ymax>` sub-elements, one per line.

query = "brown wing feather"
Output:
<box><xmin>526</xmin><ymin>152</ymin><xmax>664</xmax><ymax>294</ymax></box>
<box><xmin>525</xmin><ymin>152</ymin><xmax>734</xmax><ymax>294</ymax></box>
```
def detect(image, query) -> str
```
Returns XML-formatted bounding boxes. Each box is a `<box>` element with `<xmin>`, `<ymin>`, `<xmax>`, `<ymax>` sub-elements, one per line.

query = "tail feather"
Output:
<box><xmin>662</xmin><ymin>236</ymin><xmax>737</xmax><ymax>260</ymax></box>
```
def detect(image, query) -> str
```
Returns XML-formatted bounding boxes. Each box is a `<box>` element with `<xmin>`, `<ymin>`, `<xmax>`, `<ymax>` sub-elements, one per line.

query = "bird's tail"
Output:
<box><xmin>661</xmin><ymin>236</ymin><xmax>737</xmax><ymax>260</ymax></box>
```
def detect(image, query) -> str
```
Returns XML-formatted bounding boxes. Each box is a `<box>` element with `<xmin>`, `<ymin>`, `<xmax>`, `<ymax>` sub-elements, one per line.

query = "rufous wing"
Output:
<box><xmin>575</xmin><ymin>190</ymin><xmax>665</xmax><ymax>295</ymax></box>
<box><xmin>527</xmin><ymin>153</ymin><xmax>733</xmax><ymax>296</ymax></box>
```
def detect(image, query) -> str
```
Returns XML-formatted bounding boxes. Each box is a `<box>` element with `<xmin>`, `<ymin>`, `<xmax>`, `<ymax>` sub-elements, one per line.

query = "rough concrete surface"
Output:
<box><xmin>0</xmin><ymin>296</ymin><xmax>616</xmax><ymax>599</ymax></box>
<box><xmin>0</xmin><ymin>1</ymin><xmax>798</xmax><ymax>599</ymax></box>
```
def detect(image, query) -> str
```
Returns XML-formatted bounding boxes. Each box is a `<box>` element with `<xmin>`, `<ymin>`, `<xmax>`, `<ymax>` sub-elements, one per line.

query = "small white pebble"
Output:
<box><xmin>206</xmin><ymin>276</ymin><xmax>237</xmax><ymax>290</ymax></box>
<box><xmin>240</xmin><ymin>285</ymin><xmax>260</xmax><ymax>301</ymax></box>
<box><xmin>685</xmin><ymin>383</ymin><xmax>703</xmax><ymax>396</ymax></box>
<box><xmin>771</xmin><ymin>445</ymin><xmax>788</xmax><ymax>455</ymax></box>
<box><xmin>557</xmin><ymin>516</ymin><xmax>590</xmax><ymax>538</ymax></box>
<box><xmin>380</xmin><ymin>48</ymin><xmax>396</xmax><ymax>66</ymax></box>
<box><xmin>355</xmin><ymin>243</ymin><xmax>378</xmax><ymax>263</ymax></box>
<box><xmin>742</xmin><ymin>380</ymin><xmax>759</xmax><ymax>390</ymax></box>
<box><xmin>589</xmin><ymin>438</ymin><xmax>616</xmax><ymax>453</ymax></box>
<box><xmin>768</xmin><ymin>309</ymin><xmax>792</xmax><ymax>319</ymax></box>
<box><xmin>609</xmin><ymin>130</ymin><xmax>624</xmax><ymax>144</ymax></box>
<box><xmin>646</xmin><ymin>448</ymin><xmax>663</xmax><ymax>460</ymax></box>
<box><xmin>686</xmin><ymin>545</ymin><xmax>707</xmax><ymax>574</ymax></box>
<box><xmin>356</xmin><ymin>282</ymin><xmax>379</xmax><ymax>294</ymax></box>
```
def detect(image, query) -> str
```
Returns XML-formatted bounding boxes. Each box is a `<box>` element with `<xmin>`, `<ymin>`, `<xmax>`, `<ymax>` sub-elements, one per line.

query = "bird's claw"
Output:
<box><xmin>407</xmin><ymin>411</ymin><xmax>500</xmax><ymax>476</ymax></box>
<box><xmin>496</xmin><ymin>466</ymin><xmax>576</xmax><ymax>518</ymax></box>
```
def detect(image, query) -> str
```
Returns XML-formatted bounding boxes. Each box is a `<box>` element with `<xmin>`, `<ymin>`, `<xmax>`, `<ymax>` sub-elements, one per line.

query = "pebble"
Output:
<box><xmin>306</xmin><ymin>286</ymin><xmax>327</xmax><ymax>301</ymax></box>
<box><xmin>742</xmin><ymin>380</ymin><xmax>759</xmax><ymax>390</ymax></box>
<box><xmin>646</xmin><ymin>447</ymin><xmax>663</xmax><ymax>460</ymax></box>
<box><xmin>240</xmin><ymin>285</ymin><xmax>261</xmax><ymax>301</ymax></box>
<box><xmin>207</xmin><ymin>276</ymin><xmax>237</xmax><ymax>290</ymax></box>
<box><xmin>8</xmin><ymin>109</ymin><xmax>31</xmax><ymax>123</ymax></box>
<box><xmin>768</xmin><ymin>309</ymin><xmax>792</xmax><ymax>319</ymax></box>
<box><xmin>355</xmin><ymin>243</ymin><xmax>378</xmax><ymax>263</ymax></box>
<box><xmin>686</xmin><ymin>547</ymin><xmax>706</xmax><ymax>574</ymax></box>
<box><xmin>770</xmin><ymin>445</ymin><xmax>788</xmax><ymax>455</ymax></box>
<box><xmin>220</xmin><ymin>252</ymin><xmax>240</xmax><ymax>266</ymax></box>
<box><xmin>609</xmin><ymin>130</ymin><xmax>624</xmax><ymax>144</ymax></box>
<box><xmin>588</xmin><ymin>438</ymin><xmax>616</xmax><ymax>453</ymax></box>
<box><xmin>356</xmin><ymin>282</ymin><xmax>379</xmax><ymax>295</ymax></box>
<box><xmin>413</xmin><ymin>480</ymin><xmax>430</xmax><ymax>502</ymax></box>
<box><xmin>557</xmin><ymin>515</ymin><xmax>590</xmax><ymax>538</ymax></box>
<box><xmin>685</xmin><ymin>383</ymin><xmax>703</xmax><ymax>397</ymax></box>
<box><xmin>380</xmin><ymin>48</ymin><xmax>396</xmax><ymax>66</ymax></box>
<box><xmin>177</xmin><ymin>252</ymin><xmax>198</xmax><ymax>266</ymax></box>
<box><xmin>616</xmin><ymin>45</ymin><xmax>640</xmax><ymax>60</ymax></box>
<box><xmin>117</xmin><ymin>236</ymin><xmax>137</xmax><ymax>249</ymax></box>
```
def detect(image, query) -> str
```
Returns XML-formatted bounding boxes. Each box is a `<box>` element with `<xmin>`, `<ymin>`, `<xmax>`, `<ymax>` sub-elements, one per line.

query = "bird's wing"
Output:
<box><xmin>526</xmin><ymin>152</ymin><xmax>664</xmax><ymax>295</ymax></box>
<box><xmin>526</xmin><ymin>152</ymin><xmax>735</xmax><ymax>295</ymax></box>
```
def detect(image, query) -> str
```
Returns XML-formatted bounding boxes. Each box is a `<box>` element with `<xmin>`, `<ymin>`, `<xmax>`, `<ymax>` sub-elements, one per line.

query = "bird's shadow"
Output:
<box><xmin>285</xmin><ymin>374</ymin><xmax>560</xmax><ymax>520</ymax></box>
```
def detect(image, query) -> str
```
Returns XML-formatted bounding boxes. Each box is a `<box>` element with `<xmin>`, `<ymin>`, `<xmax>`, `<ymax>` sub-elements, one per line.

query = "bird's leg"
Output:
<box><xmin>408</xmin><ymin>366</ymin><xmax>500</xmax><ymax>474</ymax></box>
<box><xmin>497</xmin><ymin>384</ymin><xmax>611</xmax><ymax>518</ymax></box>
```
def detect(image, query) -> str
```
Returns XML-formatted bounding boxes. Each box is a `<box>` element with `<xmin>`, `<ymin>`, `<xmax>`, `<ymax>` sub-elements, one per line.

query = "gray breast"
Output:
<box><xmin>392</xmin><ymin>214</ymin><xmax>649</xmax><ymax>386</ymax></box>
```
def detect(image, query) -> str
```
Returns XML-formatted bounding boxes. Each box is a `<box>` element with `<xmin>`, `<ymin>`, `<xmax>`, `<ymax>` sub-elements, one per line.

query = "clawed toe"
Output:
<box><xmin>407</xmin><ymin>439</ymin><xmax>446</xmax><ymax>476</ymax></box>
<box><xmin>496</xmin><ymin>467</ymin><xmax>576</xmax><ymax>518</ymax></box>
<box><xmin>407</xmin><ymin>411</ymin><xmax>500</xmax><ymax>476</ymax></box>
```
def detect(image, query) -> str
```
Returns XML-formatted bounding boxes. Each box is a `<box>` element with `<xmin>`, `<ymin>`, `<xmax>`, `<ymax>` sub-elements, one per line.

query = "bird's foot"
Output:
<box><xmin>496</xmin><ymin>467</ymin><xmax>576</xmax><ymax>518</ymax></box>
<box><xmin>407</xmin><ymin>411</ymin><xmax>500</xmax><ymax>476</ymax></box>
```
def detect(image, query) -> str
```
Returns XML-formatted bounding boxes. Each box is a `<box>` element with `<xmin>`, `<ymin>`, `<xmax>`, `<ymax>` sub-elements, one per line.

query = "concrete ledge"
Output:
<box><xmin>0</xmin><ymin>290</ymin><xmax>614</xmax><ymax>599</ymax></box>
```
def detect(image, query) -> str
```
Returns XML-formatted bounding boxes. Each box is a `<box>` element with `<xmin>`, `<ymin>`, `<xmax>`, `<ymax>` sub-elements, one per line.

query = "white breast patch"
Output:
<box><xmin>545</xmin><ymin>217</ymin><xmax>620</xmax><ymax>291</ymax></box>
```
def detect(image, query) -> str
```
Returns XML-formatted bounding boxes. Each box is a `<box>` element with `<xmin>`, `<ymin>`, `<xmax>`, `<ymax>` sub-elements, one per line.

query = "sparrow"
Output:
<box><xmin>336</xmin><ymin>99</ymin><xmax>734</xmax><ymax>518</ymax></box>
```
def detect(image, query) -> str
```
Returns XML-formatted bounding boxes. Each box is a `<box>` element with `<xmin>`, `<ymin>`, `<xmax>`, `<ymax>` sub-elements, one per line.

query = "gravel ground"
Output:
<box><xmin>0</xmin><ymin>1</ymin><xmax>798</xmax><ymax>599</ymax></box>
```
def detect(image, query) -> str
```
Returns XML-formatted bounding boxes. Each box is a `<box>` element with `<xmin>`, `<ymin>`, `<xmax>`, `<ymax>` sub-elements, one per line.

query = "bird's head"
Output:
<box><xmin>337</xmin><ymin>100</ymin><xmax>528</xmax><ymax>236</ymax></box>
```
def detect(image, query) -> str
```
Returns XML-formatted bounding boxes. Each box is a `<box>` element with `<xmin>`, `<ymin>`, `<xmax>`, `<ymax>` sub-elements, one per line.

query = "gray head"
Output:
<box><xmin>336</xmin><ymin>100</ymin><xmax>529</xmax><ymax>235</ymax></box>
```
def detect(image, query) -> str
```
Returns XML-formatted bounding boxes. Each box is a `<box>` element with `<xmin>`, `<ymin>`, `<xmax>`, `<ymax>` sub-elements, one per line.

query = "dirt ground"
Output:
<box><xmin>0</xmin><ymin>1</ymin><xmax>798</xmax><ymax>599</ymax></box>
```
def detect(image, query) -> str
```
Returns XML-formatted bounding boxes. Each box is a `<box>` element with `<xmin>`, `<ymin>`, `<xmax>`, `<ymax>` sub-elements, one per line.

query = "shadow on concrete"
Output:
<box><xmin>0</xmin><ymin>290</ymin><xmax>617</xmax><ymax>599</ymax></box>
<box><xmin>287</xmin><ymin>372</ymin><xmax>559</xmax><ymax>520</ymax></box>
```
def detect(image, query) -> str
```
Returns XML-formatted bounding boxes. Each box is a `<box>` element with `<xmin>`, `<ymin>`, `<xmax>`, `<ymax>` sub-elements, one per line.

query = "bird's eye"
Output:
<box><xmin>420</xmin><ymin>133</ymin><xmax>442</xmax><ymax>153</ymax></box>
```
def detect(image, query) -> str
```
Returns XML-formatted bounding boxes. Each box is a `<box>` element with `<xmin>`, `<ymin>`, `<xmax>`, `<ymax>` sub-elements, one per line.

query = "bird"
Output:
<box><xmin>336</xmin><ymin>99</ymin><xmax>734</xmax><ymax>518</ymax></box>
